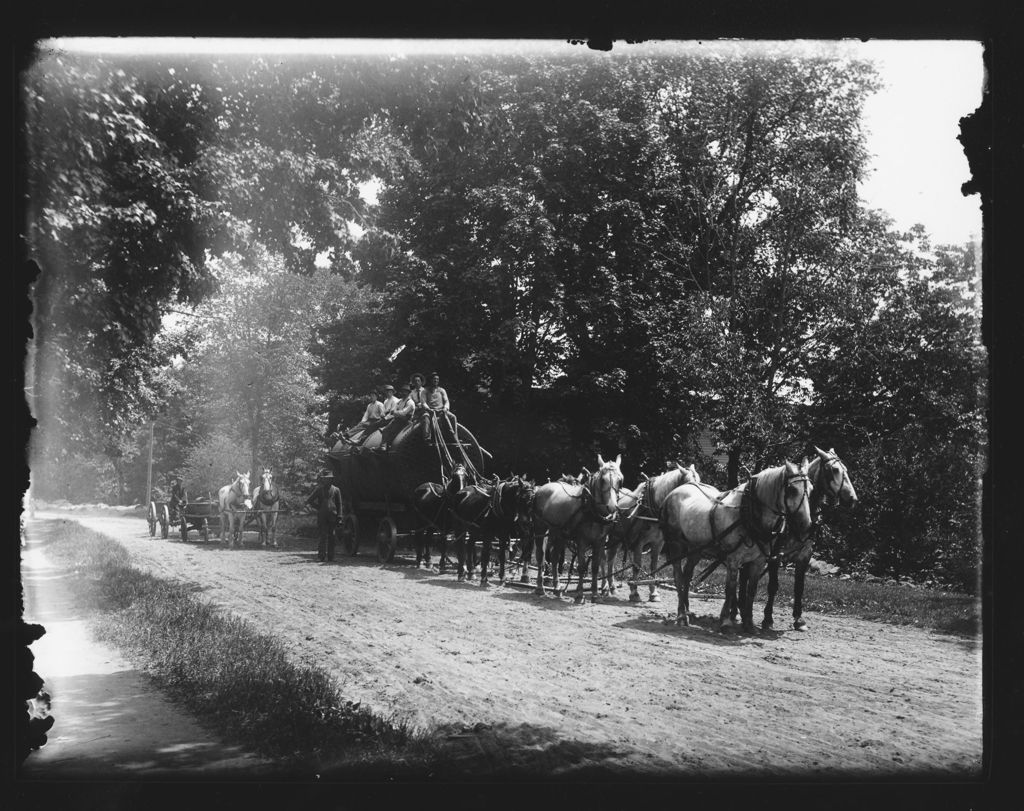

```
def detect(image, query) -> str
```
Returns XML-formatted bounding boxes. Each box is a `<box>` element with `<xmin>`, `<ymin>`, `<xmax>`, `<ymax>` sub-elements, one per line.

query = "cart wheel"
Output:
<box><xmin>147</xmin><ymin>502</ymin><xmax>158</xmax><ymax>537</ymax></box>
<box><xmin>377</xmin><ymin>517</ymin><xmax>397</xmax><ymax>563</ymax></box>
<box><xmin>201</xmin><ymin>519</ymin><xmax>209</xmax><ymax>543</ymax></box>
<box><xmin>341</xmin><ymin>514</ymin><xmax>360</xmax><ymax>556</ymax></box>
<box><xmin>160</xmin><ymin>504</ymin><xmax>170</xmax><ymax>539</ymax></box>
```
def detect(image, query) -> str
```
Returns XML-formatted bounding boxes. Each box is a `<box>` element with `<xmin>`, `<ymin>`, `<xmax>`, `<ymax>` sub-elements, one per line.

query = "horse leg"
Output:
<box><xmin>733</xmin><ymin>564</ymin><xmax>746</xmax><ymax>624</ymax></box>
<box><xmin>648</xmin><ymin>533</ymin><xmax>664</xmax><ymax>603</ymax></box>
<box><xmin>720</xmin><ymin>564</ymin><xmax>739</xmax><ymax>633</ymax></box>
<box><xmin>591</xmin><ymin>538</ymin><xmax>604</xmax><ymax>603</ymax></box>
<box><xmin>270</xmin><ymin>514</ymin><xmax>279</xmax><ymax>548</ymax></box>
<box><xmin>479</xmin><ymin>535</ymin><xmax>491</xmax><ymax>587</ymax></box>
<box><xmin>628</xmin><ymin>539</ymin><xmax>643</xmax><ymax>603</ymax></box>
<box><xmin>455</xmin><ymin>531</ymin><xmax>467</xmax><ymax>581</ymax></box>
<box><xmin>497</xmin><ymin>533</ymin><xmax>508</xmax><ymax>585</ymax></box>
<box><xmin>574</xmin><ymin>540</ymin><xmax>587</xmax><ymax>604</ymax></box>
<box><xmin>519</xmin><ymin>536</ymin><xmax>533</xmax><ymax>583</ymax></box>
<box><xmin>533</xmin><ymin>531</ymin><xmax>547</xmax><ymax>596</ymax></box>
<box><xmin>792</xmin><ymin>558</ymin><xmax>810</xmax><ymax>631</ymax></box>
<box><xmin>438</xmin><ymin>532</ymin><xmax>448</xmax><ymax>573</ymax></box>
<box><xmin>739</xmin><ymin>562</ymin><xmax>758</xmax><ymax>633</ymax></box>
<box><xmin>669</xmin><ymin>550</ymin><xmax>690</xmax><ymax>626</ymax></box>
<box><xmin>762</xmin><ymin>559</ymin><xmax>779</xmax><ymax>630</ymax></box>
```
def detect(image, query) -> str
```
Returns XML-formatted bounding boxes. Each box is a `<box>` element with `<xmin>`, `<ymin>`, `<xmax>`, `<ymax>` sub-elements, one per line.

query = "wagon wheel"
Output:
<box><xmin>159</xmin><ymin>504</ymin><xmax>170</xmax><ymax>539</ymax></box>
<box><xmin>340</xmin><ymin>513</ymin><xmax>360</xmax><ymax>556</ymax></box>
<box><xmin>376</xmin><ymin>517</ymin><xmax>398</xmax><ymax>563</ymax></box>
<box><xmin>147</xmin><ymin>502</ymin><xmax>158</xmax><ymax>537</ymax></box>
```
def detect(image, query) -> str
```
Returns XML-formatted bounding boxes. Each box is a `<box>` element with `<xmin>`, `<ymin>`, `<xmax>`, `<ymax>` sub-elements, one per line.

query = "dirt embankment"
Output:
<box><xmin>32</xmin><ymin>512</ymin><xmax>982</xmax><ymax>778</ymax></box>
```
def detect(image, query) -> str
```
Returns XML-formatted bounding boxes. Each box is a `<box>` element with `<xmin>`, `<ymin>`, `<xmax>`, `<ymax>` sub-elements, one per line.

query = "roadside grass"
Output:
<box><xmin>615</xmin><ymin>553</ymin><xmax>980</xmax><ymax>637</ymax></box>
<box><xmin>35</xmin><ymin>520</ymin><xmax>451</xmax><ymax>773</ymax></box>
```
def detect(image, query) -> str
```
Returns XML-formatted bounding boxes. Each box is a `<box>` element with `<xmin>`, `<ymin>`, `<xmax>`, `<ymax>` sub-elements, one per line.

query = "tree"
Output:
<box><xmin>160</xmin><ymin>248</ymin><xmax>351</xmax><ymax>494</ymax></box>
<box><xmin>23</xmin><ymin>49</ymin><xmax>222</xmax><ymax>491</ymax></box>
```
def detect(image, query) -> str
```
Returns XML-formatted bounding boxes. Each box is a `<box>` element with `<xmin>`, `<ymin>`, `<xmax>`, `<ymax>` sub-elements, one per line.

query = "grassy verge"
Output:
<box><xmin>624</xmin><ymin>557</ymin><xmax>979</xmax><ymax>637</ymax></box>
<box><xmin>35</xmin><ymin>520</ymin><xmax>452</xmax><ymax>775</ymax></box>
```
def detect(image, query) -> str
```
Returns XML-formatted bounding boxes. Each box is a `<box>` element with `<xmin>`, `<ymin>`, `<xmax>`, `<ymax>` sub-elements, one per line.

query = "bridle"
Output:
<box><xmin>257</xmin><ymin>473</ymin><xmax>279</xmax><ymax>506</ymax></box>
<box><xmin>583</xmin><ymin>466</ymin><xmax>622</xmax><ymax>524</ymax></box>
<box><xmin>815</xmin><ymin>454</ymin><xmax>849</xmax><ymax>511</ymax></box>
<box><xmin>742</xmin><ymin>470</ymin><xmax>813</xmax><ymax>562</ymax></box>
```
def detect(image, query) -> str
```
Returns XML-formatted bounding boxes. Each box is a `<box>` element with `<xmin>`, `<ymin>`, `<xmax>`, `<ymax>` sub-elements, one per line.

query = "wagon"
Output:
<box><xmin>326</xmin><ymin>410</ymin><xmax>491</xmax><ymax>562</ymax></box>
<box><xmin>170</xmin><ymin>498</ymin><xmax>259</xmax><ymax>543</ymax></box>
<box><xmin>147</xmin><ymin>498</ymin><xmax>187</xmax><ymax>539</ymax></box>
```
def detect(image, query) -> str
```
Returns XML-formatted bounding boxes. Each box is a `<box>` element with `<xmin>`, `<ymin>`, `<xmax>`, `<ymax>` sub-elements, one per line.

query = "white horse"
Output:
<box><xmin>735</xmin><ymin>447</ymin><xmax>858</xmax><ymax>631</ymax></box>
<box><xmin>219</xmin><ymin>471</ymin><xmax>253</xmax><ymax>548</ymax></box>
<box><xmin>660</xmin><ymin>459</ymin><xmax>814</xmax><ymax>633</ymax></box>
<box><xmin>603</xmin><ymin>463</ymin><xmax>701</xmax><ymax>602</ymax></box>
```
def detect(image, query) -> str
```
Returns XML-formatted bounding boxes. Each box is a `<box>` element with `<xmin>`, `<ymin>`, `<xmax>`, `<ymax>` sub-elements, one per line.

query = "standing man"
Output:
<box><xmin>421</xmin><ymin>372</ymin><xmax>453</xmax><ymax>443</ymax></box>
<box><xmin>304</xmin><ymin>470</ymin><xmax>343</xmax><ymax>562</ymax></box>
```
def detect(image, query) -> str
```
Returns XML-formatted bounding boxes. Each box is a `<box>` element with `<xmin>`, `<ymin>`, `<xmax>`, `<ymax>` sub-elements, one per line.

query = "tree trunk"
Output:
<box><xmin>727</xmin><ymin>445</ymin><xmax>741</xmax><ymax>490</ymax></box>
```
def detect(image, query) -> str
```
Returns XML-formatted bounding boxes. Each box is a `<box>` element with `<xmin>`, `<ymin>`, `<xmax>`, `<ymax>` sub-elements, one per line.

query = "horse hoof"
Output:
<box><xmin>648</xmin><ymin>594</ymin><xmax>661</xmax><ymax>603</ymax></box>
<box><xmin>628</xmin><ymin>592</ymin><xmax>642</xmax><ymax>603</ymax></box>
<box><xmin>742</xmin><ymin>623</ymin><xmax>755</xmax><ymax>634</ymax></box>
<box><xmin>519</xmin><ymin>575</ymin><xmax>530</xmax><ymax>584</ymax></box>
<box><xmin>720</xmin><ymin>624</ymin><xmax>737</xmax><ymax>635</ymax></box>
<box><xmin>533</xmin><ymin>588</ymin><xmax>546</xmax><ymax>596</ymax></box>
<box><xmin>794</xmin><ymin>619</ymin><xmax>808</xmax><ymax>632</ymax></box>
<box><xmin>761</xmin><ymin>619</ymin><xmax>775</xmax><ymax>631</ymax></box>
<box><xmin>480</xmin><ymin>579</ymin><xmax>490</xmax><ymax>589</ymax></box>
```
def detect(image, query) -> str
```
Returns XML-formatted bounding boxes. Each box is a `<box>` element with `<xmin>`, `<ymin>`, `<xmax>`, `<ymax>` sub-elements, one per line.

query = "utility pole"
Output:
<box><xmin>145</xmin><ymin>421</ymin><xmax>155</xmax><ymax>504</ymax></box>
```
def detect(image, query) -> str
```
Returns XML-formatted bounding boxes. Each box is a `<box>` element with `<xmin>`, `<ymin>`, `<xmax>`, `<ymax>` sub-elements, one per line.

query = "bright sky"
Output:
<box><xmin>849</xmin><ymin>40</ymin><xmax>984</xmax><ymax>246</ymax></box>
<box><xmin>50</xmin><ymin>38</ymin><xmax>986</xmax><ymax>246</ymax></box>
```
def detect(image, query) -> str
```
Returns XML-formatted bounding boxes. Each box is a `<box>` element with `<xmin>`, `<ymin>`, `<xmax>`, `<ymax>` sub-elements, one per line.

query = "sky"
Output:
<box><xmin>50</xmin><ymin>38</ymin><xmax>986</xmax><ymax>246</ymax></box>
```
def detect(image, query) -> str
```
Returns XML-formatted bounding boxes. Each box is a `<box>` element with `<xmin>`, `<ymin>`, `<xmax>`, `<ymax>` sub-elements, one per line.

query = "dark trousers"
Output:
<box><xmin>318</xmin><ymin>513</ymin><xmax>338</xmax><ymax>561</ymax></box>
<box><xmin>380</xmin><ymin>414</ymin><xmax>411</xmax><ymax>446</ymax></box>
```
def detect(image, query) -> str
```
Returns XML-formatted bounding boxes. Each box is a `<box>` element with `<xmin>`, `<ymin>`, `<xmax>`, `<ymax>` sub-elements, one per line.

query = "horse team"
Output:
<box><xmin>205</xmin><ymin>447</ymin><xmax>856</xmax><ymax>635</ymax></box>
<box><xmin>409</xmin><ymin>446</ymin><xmax>857</xmax><ymax>634</ymax></box>
<box><xmin>216</xmin><ymin>468</ymin><xmax>280</xmax><ymax>549</ymax></box>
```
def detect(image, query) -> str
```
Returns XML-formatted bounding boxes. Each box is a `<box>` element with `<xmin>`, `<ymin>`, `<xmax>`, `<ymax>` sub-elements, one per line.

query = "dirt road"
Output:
<box><xmin>35</xmin><ymin>512</ymin><xmax>982</xmax><ymax>778</ymax></box>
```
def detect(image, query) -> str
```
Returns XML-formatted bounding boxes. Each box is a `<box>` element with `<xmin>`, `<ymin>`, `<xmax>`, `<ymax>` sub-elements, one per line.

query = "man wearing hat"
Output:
<box><xmin>378</xmin><ymin>382</ymin><xmax>416</xmax><ymax>451</ymax></box>
<box><xmin>304</xmin><ymin>469</ymin><xmax>343</xmax><ymax>562</ymax></box>
<box><xmin>168</xmin><ymin>475</ymin><xmax>188</xmax><ymax>522</ymax></box>
<box><xmin>380</xmin><ymin>384</ymin><xmax>401</xmax><ymax>420</ymax></box>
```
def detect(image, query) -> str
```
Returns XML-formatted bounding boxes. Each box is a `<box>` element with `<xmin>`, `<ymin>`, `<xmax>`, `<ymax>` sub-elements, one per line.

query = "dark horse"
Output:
<box><xmin>252</xmin><ymin>467</ymin><xmax>281</xmax><ymax>548</ymax></box>
<box><xmin>410</xmin><ymin>463</ymin><xmax>470</xmax><ymax>571</ymax></box>
<box><xmin>450</xmin><ymin>474</ymin><xmax>535</xmax><ymax>586</ymax></box>
<box><xmin>659</xmin><ymin>459</ymin><xmax>814</xmax><ymax>633</ymax></box>
<box><xmin>732</xmin><ymin>447</ymin><xmax>858</xmax><ymax>632</ymax></box>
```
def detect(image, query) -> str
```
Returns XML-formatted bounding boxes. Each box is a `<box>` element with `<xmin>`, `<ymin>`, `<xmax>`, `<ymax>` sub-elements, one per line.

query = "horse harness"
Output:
<box><xmin>543</xmin><ymin>471</ymin><xmax>620</xmax><ymax>531</ymax></box>
<box><xmin>674</xmin><ymin>472</ymin><xmax>811</xmax><ymax>564</ymax></box>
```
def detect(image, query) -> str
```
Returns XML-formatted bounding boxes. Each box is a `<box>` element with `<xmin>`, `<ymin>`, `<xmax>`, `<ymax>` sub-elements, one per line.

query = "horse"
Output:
<box><xmin>218</xmin><ymin>470</ymin><xmax>253</xmax><ymax>548</ymax></box>
<box><xmin>450</xmin><ymin>474</ymin><xmax>535</xmax><ymax>586</ymax></box>
<box><xmin>659</xmin><ymin>459</ymin><xmax>814</xmax><ymax>633</ymax></box>
<box><xmin>515</xmin><ymin>471</ymin><xmax>585</xmax><ymax>583</ymax></box>
<box><xmin>732</xmin><ymin>446</ymin><xmax>858</xmax><ymax>632</ymax></box>
<box><xmin>529</xmin><ymin>455</ymin><xmax>623</xmax><ymax>603</ymax></box>
<box><xmin>410</xmin><ymin>463</ymin><xmax>470</xmax><ymax>572</ymax></box>
<box><xmin>251</xmin><ymin>467</ymin><xmax>281</xmax><ymax>548</ymax></box>
<box><xmin>602</xmin><ymin>463</ymin><xmax>702</xmax><ymax>603</ymax></box>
